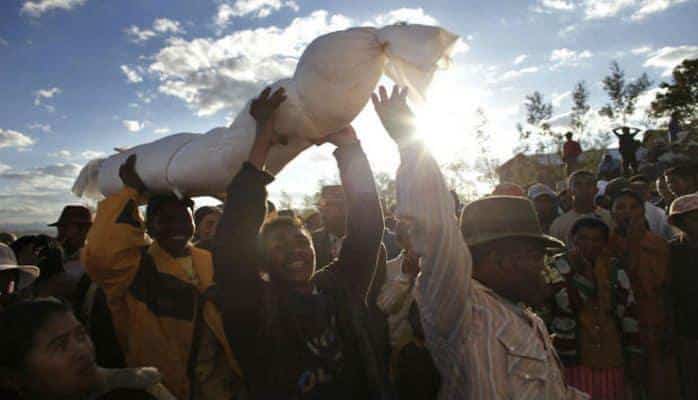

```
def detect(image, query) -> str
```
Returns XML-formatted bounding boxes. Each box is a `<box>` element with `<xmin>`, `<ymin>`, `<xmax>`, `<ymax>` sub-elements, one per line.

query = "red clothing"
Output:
<box><xmin>564</xmin><ymin>140</ymin><xmax>583</xmax><ymax>162</ymax></box>
<box><xmin>565</xmin><ymin>366</ymin><xmax>626</xmax><ymax>400</ymax></box>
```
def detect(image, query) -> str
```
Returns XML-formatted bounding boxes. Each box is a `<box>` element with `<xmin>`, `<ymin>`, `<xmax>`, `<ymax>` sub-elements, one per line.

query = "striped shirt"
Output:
<box><xmin>395</xmin><ymin>141</ymin><xmax>588</xmax><ymax>400</ymax></box>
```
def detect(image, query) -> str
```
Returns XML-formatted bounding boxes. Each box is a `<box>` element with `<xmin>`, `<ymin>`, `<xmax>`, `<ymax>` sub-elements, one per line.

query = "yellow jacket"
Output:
<box><xmin>83</xmin><ymin>187</ymin><xmax>242</xmax><ymax>399</ymax></box>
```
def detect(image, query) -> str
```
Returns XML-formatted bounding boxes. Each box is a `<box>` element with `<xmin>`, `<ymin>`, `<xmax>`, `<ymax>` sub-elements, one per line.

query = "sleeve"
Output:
<box><xmin>377</xmin><ymin>256</ymin><xmax>415</xmax><ymax>315</ymax></box>
<box><xmin>82</xmin><ymin>187</ymin><xmax>148</xmax><ymax>302</ymax></box>
<box><xmin>325</xmin><ymin>142</ymin><xmax>384</xmax><ymax>300</ymax></box>
<box><xmin>396</xmin><ymin>140</ymin><xmax>473</xmax><ymax>345</ymax></box>
<box><xmin>213</xmin><ymin>162</ymin><xmax>273</xmax><ymax>333</ymax></box>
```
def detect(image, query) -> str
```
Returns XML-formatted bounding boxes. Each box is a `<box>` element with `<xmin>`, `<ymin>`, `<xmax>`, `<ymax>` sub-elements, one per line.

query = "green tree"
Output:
<box><xmin>599</xmin><ymin>61</ymin><xmax>653</xmax><ymax>124</ymax></box>
<box><xmin>517</xmin><ymin>91</ymin><xmax>557</xmax><ymax>154</ymax></box>
<box><xmin>650</xmin><ymin>58</ymin><xmax>698</xmax><ymax>129</ymax></box>
<box><xmin>571</xmin><ymin>81</ymin><xmax>590</xmax><ymax>137</ymax></box>
<box><xmin>472</xmin><ymin>108</ymin><xmax>500</xmax><ymax>187</ymax></box>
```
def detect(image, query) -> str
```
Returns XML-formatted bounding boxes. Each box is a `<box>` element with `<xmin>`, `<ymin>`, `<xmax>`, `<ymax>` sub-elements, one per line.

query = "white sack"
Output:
<box><xmin>74</xmin><ymin>23</ymin><xmax>458</xmax><ymax>199</ymax></box>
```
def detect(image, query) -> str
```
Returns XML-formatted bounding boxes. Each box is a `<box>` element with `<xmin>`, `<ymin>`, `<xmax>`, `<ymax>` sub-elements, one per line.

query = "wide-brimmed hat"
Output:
<box><xmin>48</xmin><ymin>205</ymin><xmax>93</xmax><ymax>227</ymax></box>
<box><xmin>460</xmin><ymin>196</ymin><xmax>564</xmax><ymax>250</ymax></box>
<box><xmin>0</xmin><ymin>243</ymin><xmax>40</xmax><ymax>291</ymax></box>
<box><xmin>668</xmin><ymin>193</ymin><xmax>698</xmax><ymax>226</ymax></box>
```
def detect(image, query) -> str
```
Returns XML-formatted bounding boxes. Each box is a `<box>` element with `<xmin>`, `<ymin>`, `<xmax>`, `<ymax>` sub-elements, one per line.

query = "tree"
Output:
<box><xmin>472</xmin><ymin>108</ymin><xmax>500</xmax><ymax>187</ymax></box>
<box><xmin>650</xmin><ymin>58</ymin><xmax>698</xmax><ymax>130</ymax></box>
<box><xmin>570</xmin><ymin>81</ymin><xmax>590</xmax><ymax>137</ymax></box>
<box><xmin>599</xmin><ymin>61</ymin><xmax>653</xmax><ymax>124</ymax></box>
<box><xmin>374</xmin><ymin>172</ymin><xmax>397</xmax><ymax>211</ymax></box>
<box><xmin>279</xmin><ymin>190</ymin><xmax>294</xmax><ymax>210</ymax></box>
<box><xmin>517</xmin><ymin>91</ymin><xmax>558</xmax><ymax>154</ymax></box>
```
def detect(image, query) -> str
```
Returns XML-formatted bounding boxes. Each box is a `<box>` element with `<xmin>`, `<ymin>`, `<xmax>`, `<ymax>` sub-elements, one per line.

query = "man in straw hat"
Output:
<box><xmin>372</xmin><ymin>84</ymin><xmax>587</xmax><ymax>399</ymax></box>
<box><xmin>0</xmin><ymin>243</ymin><xmax>39</xmax><ymax>310</ymax></box>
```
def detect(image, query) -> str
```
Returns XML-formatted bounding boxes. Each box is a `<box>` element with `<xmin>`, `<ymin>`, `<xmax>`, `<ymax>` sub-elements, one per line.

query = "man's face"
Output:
<box><xmin>667</xmin><ymin>174</ymin><xmax>696</xmax><ymax>197</ymax></box>
<box><xmin>612</xmin><ymin>195</ymin><xmax>644</xmax><ymax>233</ymax></box>
<box><xmin>674</xmin><ymin>211</ymin><xmax>698</xmax><ymax>238</ymax></box>
<box><xmin>573</xmin><ymin>227</ymin><xmax>607</xmax><ymax>262</ymax></box>
<box><xmin>558</xmin><ymin>191</ymin><xmax>573</xmax><ymax>211</ymax></box>
<box><xmin>533</xmin><ymin>195</ymin><xmax>557</xmax><ymax>221</ymax></box>
<box><xmin>57</xmin><ymin>223</ymin><xmax>91</xmax><ymax>252</ymax></box>
<box><xmin>265</xmin><ymin>225</ymin><xmax>316</xmax><ymax>287</ymax></box>
<box><xmin>492</xmin><ymin>239</ymin><xmax>547</xmax><ymax>306</ymax></box>
<box><xmin>570</xmin><ymin>176</ymin><xmax>597</xmax><ymax>205</ymax></box>
<box><xmin>24</xmin><ymin>312</ymin><xmax>99</xmax><ymax>398</ymax></box>
<box><xmin>319</xmin><ymin>200</ymin><xmax>346</xmax><ymax>231</ymax></box>
<box><xmin>149</xmin><ymin>202</ymin><xmax>195</xmax><ymax>255</ymax></box>
<box><xmin>197</xmin><ymin>212</ymin><xmax>221</xmax><ymax>242</ymax></box>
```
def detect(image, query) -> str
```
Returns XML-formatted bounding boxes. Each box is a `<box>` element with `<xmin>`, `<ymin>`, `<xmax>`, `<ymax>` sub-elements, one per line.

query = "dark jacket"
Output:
<box><xmin>311</xmin><ymin>228</ymin><xmax>333</xmax><ymax>268</ymax></box>
<box><xmin>213</xmin><ymin>143</ymin><xmax>389</xmax><ymax>399</ymax></box>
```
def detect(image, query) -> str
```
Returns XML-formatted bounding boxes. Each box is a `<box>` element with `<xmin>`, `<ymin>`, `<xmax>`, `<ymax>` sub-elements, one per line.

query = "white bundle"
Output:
<box><xmin>73</xmin><ymin>23</ymin><xmax>458</xmax><ymax>199</ymax></box>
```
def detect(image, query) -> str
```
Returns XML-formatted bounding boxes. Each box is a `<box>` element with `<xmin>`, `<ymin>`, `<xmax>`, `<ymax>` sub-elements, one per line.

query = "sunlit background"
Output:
<box><xmin>1</xmin><ymin>0</ymin><xmax>697</xmax><ymax>227</ymax></box>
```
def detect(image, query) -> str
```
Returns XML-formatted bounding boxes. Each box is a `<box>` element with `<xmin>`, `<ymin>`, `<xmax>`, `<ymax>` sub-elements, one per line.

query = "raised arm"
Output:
<box><xmin>83</xmin><ymin>155</ymin><xmax>149</xmax><ymax>301</ymax></box>
<box><xmin>320</xmin><ymin>126</ymin><xmax>384</xmax><ymax>299</ymax></box>
<box><xmin>612</xmin><ymin>127</ymin><xmax>622</xmax><ymax>137</ymax></box>
<box><xmin>373</xmin><ymin>85</ymin><xmax>472</xmax><ymax>344</ymax></box>
<box><xmin>213</xmin><ymin>87</ymin><xmax>285</xmax><ymax>322</ymax></box>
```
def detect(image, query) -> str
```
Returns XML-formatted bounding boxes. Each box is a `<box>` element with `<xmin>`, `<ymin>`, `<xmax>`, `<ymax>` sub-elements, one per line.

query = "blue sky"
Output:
<box><xmin>1</xmin><ymin>0</ymin><xmax>697</xmax><ymax>225</ymax></box>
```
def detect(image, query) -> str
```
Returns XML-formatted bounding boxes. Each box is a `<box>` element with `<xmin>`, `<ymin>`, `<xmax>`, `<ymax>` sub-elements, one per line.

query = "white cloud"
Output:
<box><xmin>80</xmin><ymin>150</ymin><xmax>106</xmax><ymax>159</ymax></box>
<box><xmin>644</xmin><ymin>45</ymin><xmax>698</xmax><ymax>76</ymax></box>
<box><xmin>33</xmin><ymin>87</ymin><xmax>61</xmax><ymax>106</ymax></box>
<box><xmin>0</xmin><ymin>37</ymin><xmax>8</xmax><ymax>46</ymax></box>
<box><xmin>150</xmin><ymin>10</ymin><xmax>353</xmax><ymax>116</ymax></box>
<box><xmin>154</xmin><ymin>127</ymin><xmax>171</xmax><ymax>135</ymax></box>
<box><xmin>120</xmin><ymin>65</ymin><xmax>143</xmax><ymax>83</ymax></box>
<box><xmin>27</xmin><ymin>122</ymin><xmax>52</xmax><ymax>133</ymax></box>
<box><xmin>0</xmin><ymin>163</ymin><xmax>10</xmax><ymax>174</ymax></box>
<box><xmin>122</xmin><ymin>120</ymin><xmax>145</xmax><ymax>132</ymax></box>
<box><xmin>0</xmin><ymin>129</ymin><xmax>36</xmax><ymax>149</ymax></box>
<box><xmin>513</xmin><ymin>54</ymin><xmax>528</xmax><ymax>65</ymax></box>
<box><xmin>552</xmin><ymin>91</ymin><xmax>572</xmax><ymax>107</ymax></box>
<box><xmin>631</xmin><ymin>0</ymin><xmax>689</xmax><ymax>20</ymax></box>
<box><xmin>584</xmin><ymin>0</ymin><xmax>636</xmax><ymax>19</ymax></box>
<box><xmin>558</xmin><ymin>24</ymin><xmax>578</xmax><ymax>37</ymax></box>
<box><xmin>20</xmin><ymin>0</ymin><xmax>87</xmax><ymax>17</ymax></box>
<box><xmin>215</xmin><ymin>0</ymin><xmax>300</xmax><ymax>27</ymax></box>
<box><xmin>124</xmin><ymin>26</ymin><xmax>157</xmax><ymax>43</ymax></box>
<box><xmin>631</xmin><ymin>45</ymin><xmax>653</xmax><ymax>55</ymax></box>
<box><xmin>49</xmin><ymin>149</ymin><xmax>72</xmax><ymax>159</ymax></box>
<box><xmin>493</xmin><ymin>66</ymin><xmax>540</xmax><ymax>83</ymax></box>
<box><xmin>550</xmin><ymin>48</ymin><xmax>593</xmax><ymax>69</ymax></box>
<box><xmin>153</xmin><ymin>18</ymin><xmax>183</xmax><ymax>34</ymax></box>
<box><xmin>535</xmin><ymin>0</ymin><xmax>577</xmax><ymax>12</ymax></box>
<box><xmin>370</xmin><ymin>7</ymin><xmax>439</xmax><ymax>26</ymax></box>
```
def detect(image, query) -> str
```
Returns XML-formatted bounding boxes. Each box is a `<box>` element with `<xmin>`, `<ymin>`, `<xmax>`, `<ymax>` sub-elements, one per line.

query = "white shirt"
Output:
<box><xmin>645</xmin><ymin>201</ymin><xmax>675</xmax><ymax>240</ymax></box>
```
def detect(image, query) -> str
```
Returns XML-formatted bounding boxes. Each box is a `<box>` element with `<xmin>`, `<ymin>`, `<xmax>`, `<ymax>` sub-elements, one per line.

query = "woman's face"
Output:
<box><xmin>612</xmin><ymin>195</ymin><xmax>645</xmax><ymax>234</ymax></box>
<box><xmin>23</xmin><ymin>312</ymin><xmax>100</xmax><ymax>398</ymax></box>
<box><xmin>197</xmin><ymin>212</ymin><xmax>221</xmax><ymax>241</ymax></box>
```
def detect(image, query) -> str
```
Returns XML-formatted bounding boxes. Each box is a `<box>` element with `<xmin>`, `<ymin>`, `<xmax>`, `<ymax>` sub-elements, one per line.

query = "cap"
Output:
<box><xmin>527</xmin><ymin>183</ymin><xmax>556</xmax><ymax>200</ymax></box>
<box><xmin>668</xmin><ymin>193</ymin><xmax>698</xmax><ymax>226</ymax></box>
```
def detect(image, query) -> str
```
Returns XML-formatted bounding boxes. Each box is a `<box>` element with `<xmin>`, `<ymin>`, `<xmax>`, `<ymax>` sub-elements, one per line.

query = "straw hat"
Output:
<box><xmin>460</xmin><ymin>196</ymin><xmax>564</xmax><ymax>249</ymax></box>
<box><xmin>668</xmin><ymin>193</ymin><xmax>698</xmax><ymax>225</ymax></box>
<box><xmin>0</xmin><ymin>243</ymin><xmax>40</xmax><ymax>291</ymax></box>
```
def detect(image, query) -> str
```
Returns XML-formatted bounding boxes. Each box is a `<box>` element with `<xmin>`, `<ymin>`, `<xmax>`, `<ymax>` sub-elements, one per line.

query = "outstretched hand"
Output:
<box><xmin>371</xmin><ymin>85</ymin><xmax>416</xmax><ymax>145</ymax></box>
<box><xmin>119</xmin><ymin>155</ymin><xmax>147</xmax><ymax>193</ymax></box>
<box><xmin>248</xmin><ymin>87</ymin><xmax>287</xmax><ymax>171</ymax></box>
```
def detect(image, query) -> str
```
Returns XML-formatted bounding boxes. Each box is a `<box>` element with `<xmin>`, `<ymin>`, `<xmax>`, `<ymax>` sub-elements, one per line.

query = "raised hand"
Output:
<box><xmin>371</xmin><ymin>85</ymin><xmax>416</xmax><ymax>144</ymax></box>
<box><xmin>248</xmin><ymin>87</ymin><xmax>287</xmax><ymax>171</ymax></box>
<box><xmin>119</xmin><ymin>155</ymin><xmax>147</xmax><ymax>194</ymax></box>
<box><xmin>250</xmin><ymin>87</ymin><xmax>286</xmax><ymax>126</ymax></box>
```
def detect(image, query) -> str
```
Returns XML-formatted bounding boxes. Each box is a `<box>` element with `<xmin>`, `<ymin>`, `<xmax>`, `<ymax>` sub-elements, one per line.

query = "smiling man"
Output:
<box><xmin>213</xmin><ymin>87</ymin><xmax>387</xmax><ymax>399</ymax></box>
<box><xmin>83</xmin><ymin>155</ymin><xmax>243</xmax><ymax>400</ymax></box>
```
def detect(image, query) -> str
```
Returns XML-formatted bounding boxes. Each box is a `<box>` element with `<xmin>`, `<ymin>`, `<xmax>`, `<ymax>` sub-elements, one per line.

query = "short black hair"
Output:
<box><xmin>570</xmin><ymin>217</ymin><xmax>610</xmax><ymax>241</ymax></box>
<box><xmin>0</xmin><ymin>298</ymin><xmax>73</xmax><ymax>370</ymax></box>
<box><xmin>610</xmin><ymin>189</ymin><xmax>645</xmax><ymax>209</ymax></box>
<box><xmin>146</xmin><ymin>194</ymin><xmax>194</xmax><ymax>222</ymax></box>
<box><xmin>259</xmin><ymin>216</ymin><xmax>309</xmax><ymax>247</ymax></box>
<box><xmin>193</xmin><ymin>206</ymin><xmax>221</xmax><ymax>227</ymax></box>
<box><xmin>629</xmin><ymin>174</ymin><xmax>650</xmax><ymax>185</ymax></box>
<box><xmin>665</xmin><ymin>164</ymin><xmax>697</xmax><ymax>179</ymax></box>
<box><xmin>568</xmin><ymin>170</ymin><xmax>595</xmax><ymax>187</ymax></box>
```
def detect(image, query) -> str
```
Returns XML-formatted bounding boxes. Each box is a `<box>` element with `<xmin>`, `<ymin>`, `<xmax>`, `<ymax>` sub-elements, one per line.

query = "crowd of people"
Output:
<box><xmin>0</xmin><ymin>84</ymin><xmax>697</xmax><ymax>400</ymax></box>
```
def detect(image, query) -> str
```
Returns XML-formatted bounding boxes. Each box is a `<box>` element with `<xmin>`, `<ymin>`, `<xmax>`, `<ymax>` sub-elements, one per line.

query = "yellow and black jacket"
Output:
<box><xmin>83</xmin><ymin>187</ymin><xmax>242</xmax><ymax>399</ymax></box>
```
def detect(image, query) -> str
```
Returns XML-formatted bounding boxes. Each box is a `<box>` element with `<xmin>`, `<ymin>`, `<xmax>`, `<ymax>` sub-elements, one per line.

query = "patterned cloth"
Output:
<box><xmin>564</xmin><ymin>366</ymin><xmax>626</xmax><ymax>400</ymax></box>
<box><xmin>548</xmin><ymin>252</ymin><xmax>642</xmax><ymax>367</ymax></box>
<box><xmin>395</xmin><ymin>140</ymin><xmax>588</xmax><ymax>399</ymax></box>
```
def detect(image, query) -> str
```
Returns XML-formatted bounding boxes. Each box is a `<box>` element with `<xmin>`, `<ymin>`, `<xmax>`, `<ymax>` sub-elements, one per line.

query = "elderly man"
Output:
<box><xmin>528</xmin><ymin>183</ymin><xmax>559</xmax><ymax>234</ymax></box>
<box><xmin>373</xmin><ymin>85</ymin><xmax>587</xmax><ymax>399</ymax></box>
<box><xmin>49</xmin><ymin>205</ymin><xmax>92</xmax><ymax>279</ymax></box>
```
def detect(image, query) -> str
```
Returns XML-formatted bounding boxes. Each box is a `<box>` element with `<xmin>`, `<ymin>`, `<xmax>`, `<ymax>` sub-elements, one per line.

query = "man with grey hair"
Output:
<box><xmin>373</xmin><ymin>85</ymin><xmax>587</xmax><ymax>399</ymax></box>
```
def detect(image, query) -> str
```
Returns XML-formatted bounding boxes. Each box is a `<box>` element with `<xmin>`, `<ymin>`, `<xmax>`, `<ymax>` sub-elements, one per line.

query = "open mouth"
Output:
<box><xmin>287</xmin><ymin>260</ymin><xmax>307</xmax><ymax>270</ymax></box>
